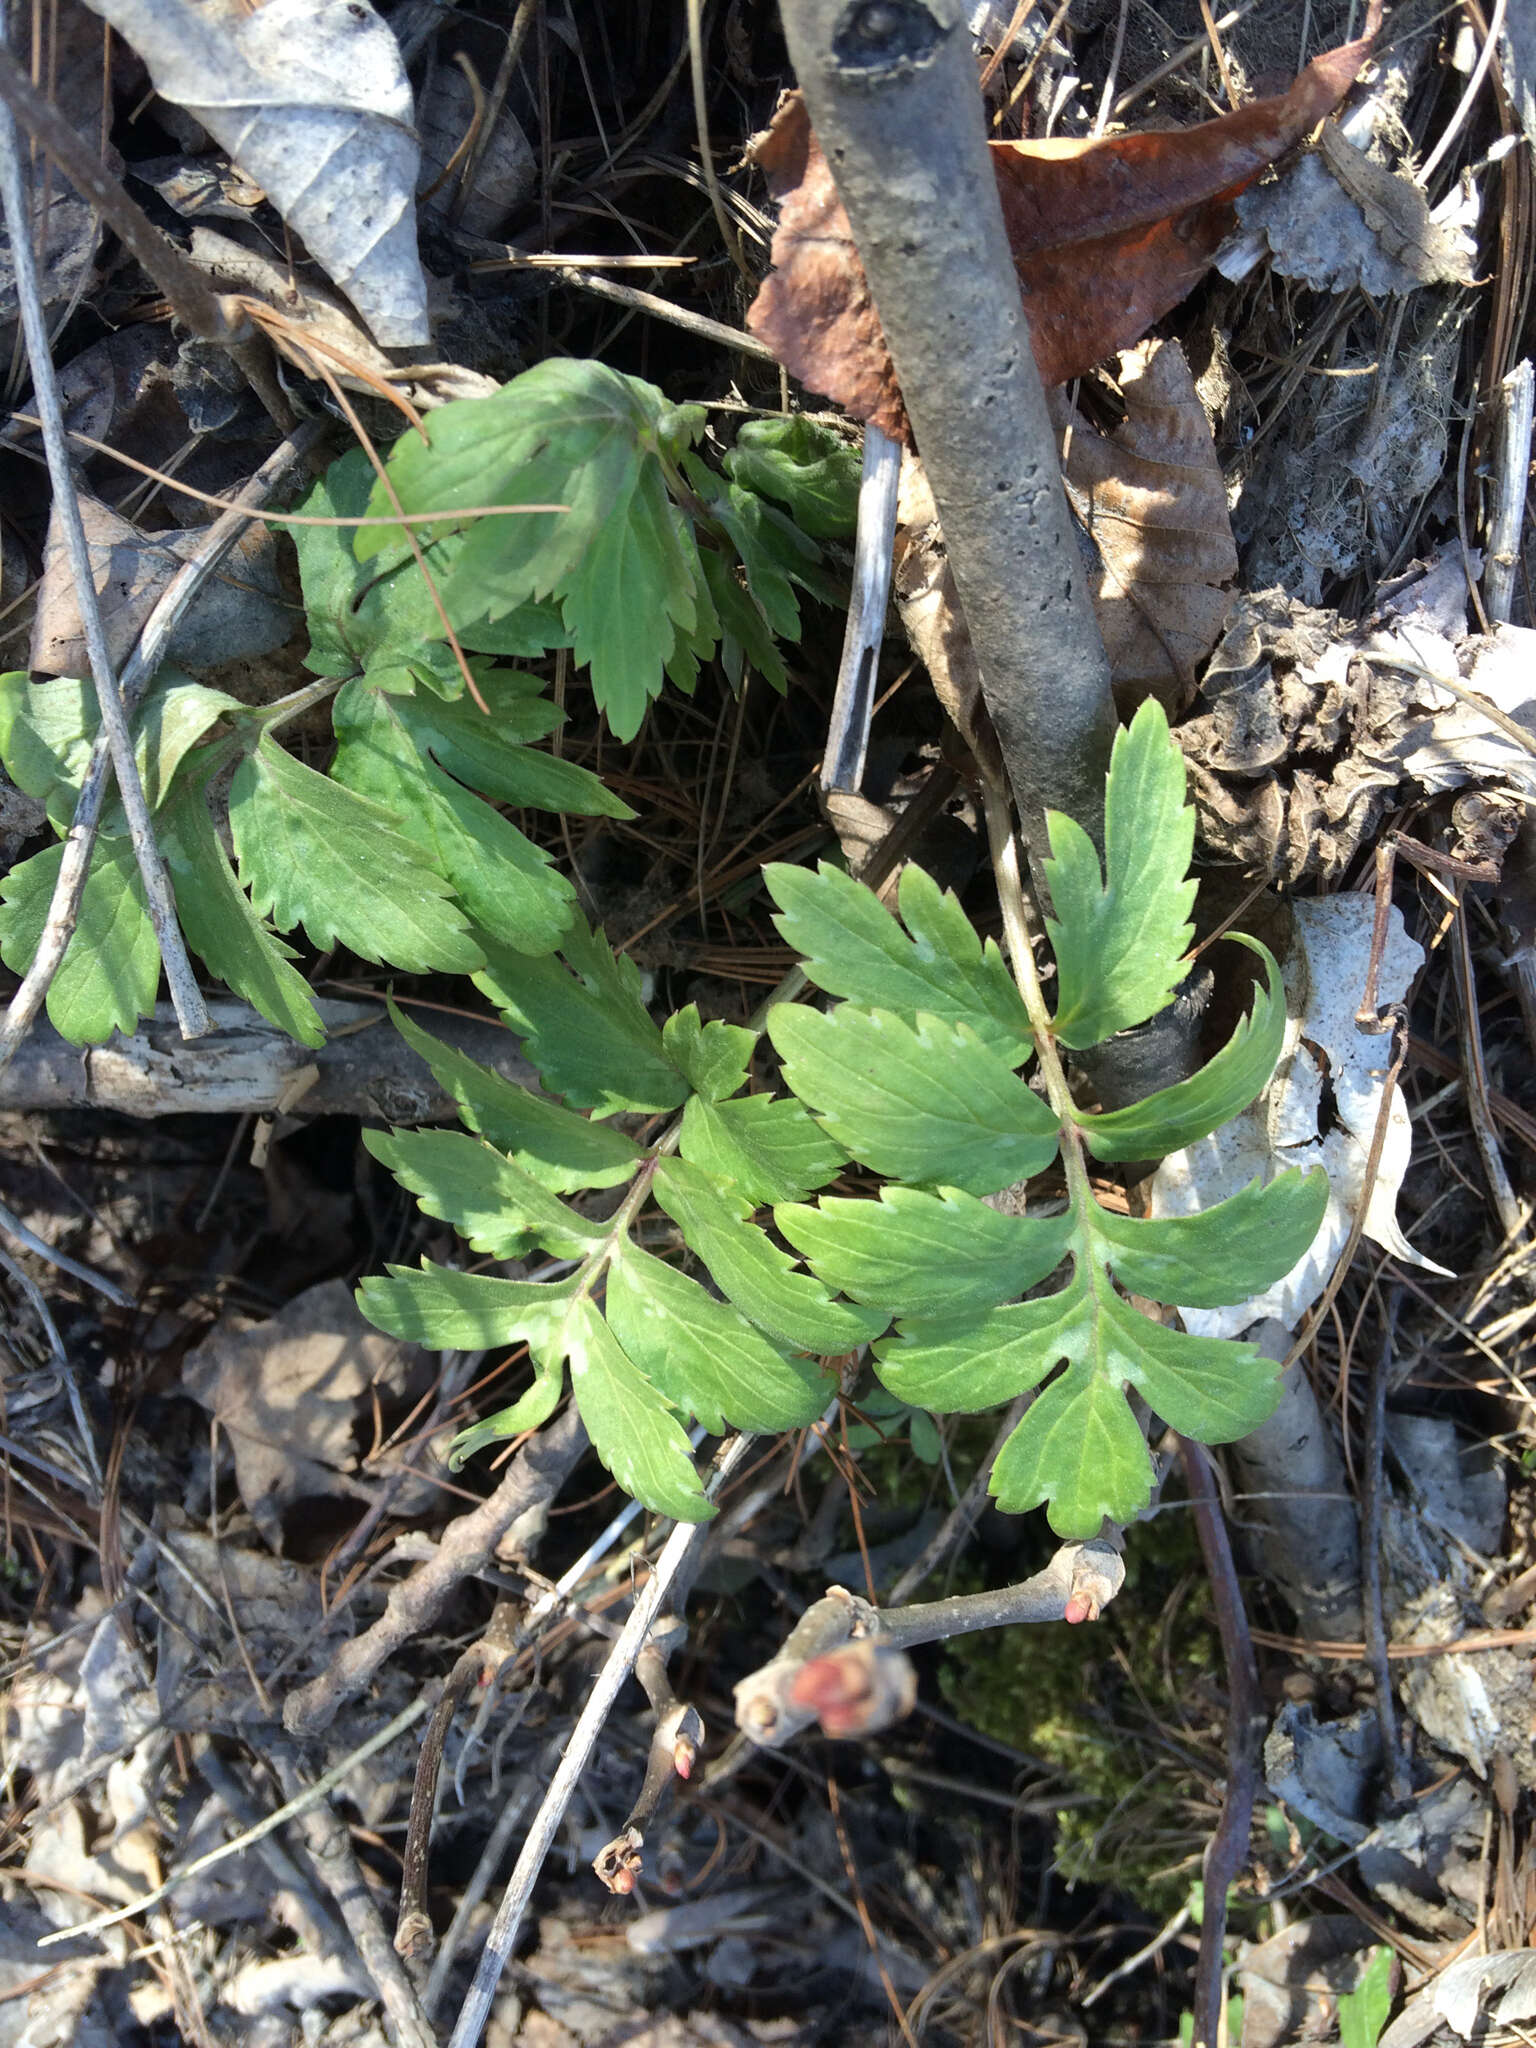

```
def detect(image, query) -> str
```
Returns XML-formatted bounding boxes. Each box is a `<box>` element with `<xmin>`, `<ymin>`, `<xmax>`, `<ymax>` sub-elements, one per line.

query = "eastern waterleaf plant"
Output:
<box><xmin>0</xmin><ymin>369</ymin><xmax>858</xmax><ymax>1048</ymax></box>
<box><xmin>360</xmin><ymin>699</ymin><xmax>1329</xmax><ymax>1539</ymax></box>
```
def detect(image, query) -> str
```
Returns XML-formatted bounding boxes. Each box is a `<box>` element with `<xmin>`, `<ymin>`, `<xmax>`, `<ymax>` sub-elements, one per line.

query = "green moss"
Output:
<box><xmin>940</xmin><ymin>1511</ymin><xmax>1221</xmax><ymax>1913</ymax></box>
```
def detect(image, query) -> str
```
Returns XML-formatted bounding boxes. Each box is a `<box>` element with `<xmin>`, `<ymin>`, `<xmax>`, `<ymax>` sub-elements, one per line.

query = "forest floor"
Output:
<box><xmin>2</xmin><ymin>1</ymin><xmax>1536</xmax><ymax>2045</ymax></box>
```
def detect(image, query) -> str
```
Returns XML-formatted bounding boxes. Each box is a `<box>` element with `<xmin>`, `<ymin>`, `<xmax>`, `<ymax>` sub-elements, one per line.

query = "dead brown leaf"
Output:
<box><xmin>895</xmin><ymin>339</ymin><xmax>1233</xmax><ymax>733</ymax></box>
<box><xmin>747</xmin><ymin>11</ymin><xmax>1380</xmax><ymax>442</ymax></box>
<box><xmin>180</xmin><ymin>1278</ymin><xmax>425</xmax><ymax>1551</ymax></box>
<box><xmin>1058</xmin><ymin>338</ymin><xmax>1237</xmax><ymax>705</ymax></box>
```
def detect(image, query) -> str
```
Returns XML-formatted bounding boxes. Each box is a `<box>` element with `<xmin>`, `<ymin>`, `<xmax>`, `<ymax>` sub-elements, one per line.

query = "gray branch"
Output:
<box><xmin>775</xmin><ymin>0</ymin><xmax>1117</xmax><ymax>864</ymax></box>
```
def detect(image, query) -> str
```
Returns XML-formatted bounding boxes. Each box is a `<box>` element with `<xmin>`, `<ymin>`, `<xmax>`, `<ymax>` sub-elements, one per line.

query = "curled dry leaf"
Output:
<box><xmin>82</xmin><ymin>0</ymin><xmax>429</xmax><ymax>345</ymax></box>
<box><xmin>1149</xmin><ymin>894</ymin><xmax>1447</xmax><ymax>1346</ymax></box>
<box><xmin>747</xmin><ymin>10</ymin><xmax>1380</xmax><ymax>441</ymax></box>
<box><xmin>1233</xmin><ymin>120</ymin><xmax>1479</xmax><ymax>296</ymax></box>
<box><xmin>895</xmin><ymin>339</ymin><xmax>1235</xmax><ymax>721</ymax></box>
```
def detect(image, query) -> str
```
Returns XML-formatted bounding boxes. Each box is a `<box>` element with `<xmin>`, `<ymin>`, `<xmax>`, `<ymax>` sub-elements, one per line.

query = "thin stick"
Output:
<box><xmin>822</xmin><ymin>424</ymin><xmax>901</xmax><ymax>794</ymax></box>
<box><xmin>446</xmin><ymin>1433</ymin><xmax>756</xmax><ymax>2048</ymax></box>
<box><xmin>0</xmin><ymin>64</ymin><xmax>209</xmax><ymax>1043</ymax></box>
<box><xmin>686</xmin><ymin>0</ymin><xmax>750</xmax><ymax>284</ymax></box>
<box><xmin>1362</xmin><ymin>1289</ymin><xmax>1410</xmax><ymax>1802</ymax></box>
<box><xmin>0</xmin><ymin>426</ymin><xmax>322</xmax><ymax>1078</ymax></box>
<box><xmin>1179</xmin><ymin>1438</ymin><xmax>1263</xmax><ymax>2048</ymax></box>
<box><xmin>38</xmin><ymin>1694</ymin><xmax>429</xmax><ymax>1945</ymax></box>
<box><xmin>1484</xmin><ymin>360</ymin><xmax>1533</xmax><ymax>623</ymax></box>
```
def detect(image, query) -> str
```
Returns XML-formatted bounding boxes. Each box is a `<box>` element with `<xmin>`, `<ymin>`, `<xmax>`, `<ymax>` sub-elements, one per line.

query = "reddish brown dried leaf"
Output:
<box><xmin>748</xmin><ymin>13</ymin><xmax>1379</xmax><ymax>443</ymax></box>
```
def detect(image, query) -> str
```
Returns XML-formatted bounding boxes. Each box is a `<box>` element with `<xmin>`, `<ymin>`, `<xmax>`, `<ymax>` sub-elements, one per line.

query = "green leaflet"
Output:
<box><xmin>564</xmin><ymin>1296</ymin><xmax>711</xmax><ymax>1522</ymax></box>
<box><xmin>561</xmin><ymin>457</ymin><xmax>704</xmax><ymax>741</ymax></box>
<box><xmin>474</xmin><ymin>920</ymin><xmax>687</xmax><ymax>1115</ymax></box>
<box><xmin>1337</xmin><ymin>1948</ymin><xmax>1395</xmax><ymax>2048</ymax></box>
<box><xmin>1045</xmin><ymin>696</ymin><xmax>1196</xmax><ymax>1050</ymax></box>
<box><xmin>291</xmin><ymin>447</ymin><xmax>462</xmax><ymax>692</ymax></box>
<box><xmin>699</xmin><ymin>544</ymin><xmax>786</xmax><ymax>693</ymax></box>
<box><xmin>362</xmin><ymin>1260</ymin><xmax>705</xmax><ymax>1518</ymax></box>
<box><xmin>331</xmin><ymin>679</ymin><xmax>575</xmax><ymax>956</ymax></box>
<box><xmin>765</xmin><ymin>860</ymin><xmax>1031</xmax><ymax>1061</ymax></box>
<box><xmin>362</xmin><ymin>1129</ymin><xmax>604</xmax><ymax>1260</ymax></box>
<box><xmin>777</xmin><ymin>1188</ymin><xmax>1072</xmax><ymax>1319</ymax></box>
<box><xmin>723</xmin><ymin>417</ymin><xmax>861</xmax><ymax>539</ymax></box>
<box><xmin>1093</xmin><ymin>1168</ymin><xmax>1328</xmax><ymax>1308</ymax></box>
<box><xmin>1074</xmin><ymin>936</ymin><xmax>1287</xmax><ymax>1161</ymax></box>
<box><xmin>0</xmin><ymin>836</ymin><xmax>159</xmax><ymax>1042</ymax></box>
<box><xmin>386</xmin><ymin>1002</ymin><xmax>641</xmax><ymax>1191</ymax></box>
<box><xmin>663</xmin><ymin>1004</ymin><xmax>755</xmax><ymax>1101</ymax></box>
<box><xmin>160</xmin><ymin>769</ymin><xmax>325</xmax><ymax>1048</ymax></box>
<box><xmin>680</xmin><ymin>1092</ymin><xmax>847</xmax><ymax>1207</ymax></box>
<box><xmin>0</xmin><ymin>669</ymin><xmax>238</xmax><ymax>829</ymax></box>
<box><xmin>357</xmin><ymin>1261</ymin><xmax>580</xmax><ymax>1349</ymax></box>
<box><xmin>230</xmin><ymin>732</ymin><xmax>482</xmax><ymax>973</ymax></box>
<box><xmin>768</xmin><ymin>1002</ymin><xmax>1058</xmax><ymax>1198</ymax></box>
<box><xmin>877</xmin><ymin>1239</ymin><xmax>1283</xmax><ymax>1537</ymax></box>
<box><xmin>652</xmin><ymin>1157</ymin><xmax>886</xmax><ymax>1355</ymax></box>
<box><xmin>448</xmin><ymin>1352</ymin><xmax>565</xmax><ymax>1468</ymax></box>
<box><xmin>389</xmin><ymin>680</ymin><xmax>631</xmax><ymax>820</ymax></box>
<box><xmin>355</xmin><ymin>360</ymin><xmax>710</xmax><ymax>742</ymax></box>
<box><xmin>685</xmin><ymin>457</ymin><xmax>823</xmax><ymax>645</ymax></box>
<box><xmin>606</xmin><ymin>1243</ymin><xmax>828</xmax><ymax>1434</ymax></box>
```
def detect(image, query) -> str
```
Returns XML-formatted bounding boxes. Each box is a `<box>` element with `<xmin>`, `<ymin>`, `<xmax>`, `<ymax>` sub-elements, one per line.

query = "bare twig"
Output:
<box><xmin>734</xmin><ymin>1538</ymin><xmax>1125</xmax><ymax>1749</ymax></box>
<box><xmin>268</xmin><ymin>1746</ymin><xmax>438</xmax><ymax>2048</ymax></box>
<box><xmin>446</xmin><ymin>1433</ymin><xmax>756</xmax><ymax>2048</ymax></box>
<box><xmin>0</xmin><ymin>427</ymin><xmax>323</xmax><ymax>1079</ymax></box>
<box><xmin>284</xmin><ymin>1404</ymin><xmax>589</xmax><ymax>1737</ymax></box>
<box><xmin>1178</xmin><ymin>1439</ymin><xmax>1264</xmax><ymax>2048</ymax></box>
<box><xmin>1363</xmin><ymin>1290</ymin><xmax>1411</xmax><ymax>1804</ymax></box>
<box><xmin>592</xmin><ymin>1631</ymin><xmax>704</xmax><ymax>1893</ymax></box>
<box><xmin>823</xmin><ymin>424</ymin><xmax>902</xmax><ymax>794</ymax></box>
<box><xmin>0</xmin><ymin>998</ymin><xmax>538</xmax><ymax>1120</ymax></box>
<box><xmin>0</xmin><ymin>63</ymin><xmax>209</xmax><ymax>1043</ymax></box>
<box><xmin>38</xmin><ymin>1694</ymin><xmax>429</xmax><ymax>1945</ymax></box>
<box><xmin>1484</xmin><ymin>360</ymin><xmax>1533</xmax><ymax>623</ymax></box>
<box><xmin>775</xmin><ymin>0</ymin><xmax>1117</xmax><ymax>868</ymax></box>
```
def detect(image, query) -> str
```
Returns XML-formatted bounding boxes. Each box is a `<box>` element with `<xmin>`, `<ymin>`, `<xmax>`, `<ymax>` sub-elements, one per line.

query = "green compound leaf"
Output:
<box><xmin>357</xmin><ymin>361</ymin><xmax>710</xmax><ymax>743</ymax></box>
<box><xmin>1074</xmin><ymin>936</ymin><xmax>1287</xmax><ymax>1162</ymax></box>
<box><xmin>1045</xmin><ymin>697</ymin><xmax>1196</xmax><ymax>1050</ymax></box>
<box><xmin>160</xmin><ymin>769</ymin><xmax>325</xmax><ymax>1048</ymax></box>
<box><xmin>768</xmin><ymin>1002</ymin><xmax>1058</xmax><ymax>1198</ymax></box>
<box><xmin>0</xmin><ymin>669</ymin><xmax>238</xmax><ymax>829</ymax></box>
<box><xmin>687</xmin><ymin>458</ymin><xmax>823</xmax><ymax>645</ymax></box>
<box><xmin>724</xmin><ymin>417</ymin><xmax>861</xmax><ymax>539</ymax></box>
<box><xmin>331</xmin><ymin>679</ymin><xmax>575</xmax><ymax>956</ymax></box>
<box><xmin>777</xmin><ymin>1187</ymin><xmax>1072</xmax><ymax>1320</ymax></box>
<box><xmin>766</xmin><ymin>861</ymin><xmax>1032</xmax><ymax>1061</ymax></box>
<box><xmin>680</xmin><ymin>1092</ymin><xmax>847</xmax><ymax>1207</ymax></box>
<box><xmin>0</xmin><ymin>836</ymin><xmax>159</xmax><ymax>1042</ymax></box>
<box><xmin>653</xmin><ymin>1156</ymin><xmax>887</xmax><ymax>1355</ymax></box>
<box><xmin>358</xmin><ymin>1260</ymin><xmax>576</xmax><ymax>1350</ymax></box>
<box><xmin>474</xmin><ymin>919</ymin><xmax>687</xmax><ymax>1115</ymax></box>
<box><xmin>1092</xmin><ymin>1168</ymin><xmax>1329</xmax><ymax>1309</ymax></box>
<box><xmin>363</xmin><ymin>1129</ymin><xmax>604</xmax><ymax>1260</ymax></box>
<box><xmin>566</xmin><ymin>1296</ymin><xmax>711</xmax><ymax>1522</ymax></box>
<box><xmin>663</xmin><ymin>1003</ymin><xmax>755</xmax><ymax>1102</ymax></box>
<box><xmin>386</xmin><ymin>1001</ymin><xmax>641</xmax><ymax>1192</ymax></box>
<box><xmin>390</xmin><ymin>679</ymin><xmax>632</xmax><ymax>820</ymax></box>
<box><xmin>230</xmin><ymin>732</ymin><xmax>482</xmax><ymax>973</ymax></box>
<box><xmin>606</xmin><ymin>1242</ymin><xmax>828</xmax><ymax>1434</ymax></box>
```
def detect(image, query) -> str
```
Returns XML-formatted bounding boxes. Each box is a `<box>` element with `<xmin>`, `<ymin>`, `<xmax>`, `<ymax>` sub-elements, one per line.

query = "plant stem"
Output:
<box><xmin>773</xmin><ymin>0</ymin><xmax>1117</xmax><ymax>871</ymax></box>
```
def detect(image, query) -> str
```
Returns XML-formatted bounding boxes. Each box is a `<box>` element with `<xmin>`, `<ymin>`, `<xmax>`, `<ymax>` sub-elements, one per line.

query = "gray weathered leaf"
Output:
<box><xmin>83</xmin><ymin>0</ymin><xmax>427</xmax><ymax>344</ymax></box>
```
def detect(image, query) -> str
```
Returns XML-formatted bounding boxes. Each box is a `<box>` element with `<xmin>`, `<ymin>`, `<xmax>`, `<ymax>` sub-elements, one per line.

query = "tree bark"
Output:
<box><xmin>773</xmin><ymin>0</ymin><xmax>1118</xmax><ymax>862</ymax></box>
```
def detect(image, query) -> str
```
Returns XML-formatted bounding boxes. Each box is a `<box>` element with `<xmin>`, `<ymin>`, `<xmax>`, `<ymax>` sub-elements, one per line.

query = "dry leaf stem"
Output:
<box><xmin>0</xmin><ymin>67</ymin><xmax>210</xmax><ymax>1046</ymax></box>
<box><xmin>774</xmin><ymin>0</ymin><xmax>1117</xmax><ymax>866</ymax></box>
<box><xmin>0</xmin><ymin>427</ymin><xmax>323</xmax><ymax>1079</ymax></box>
